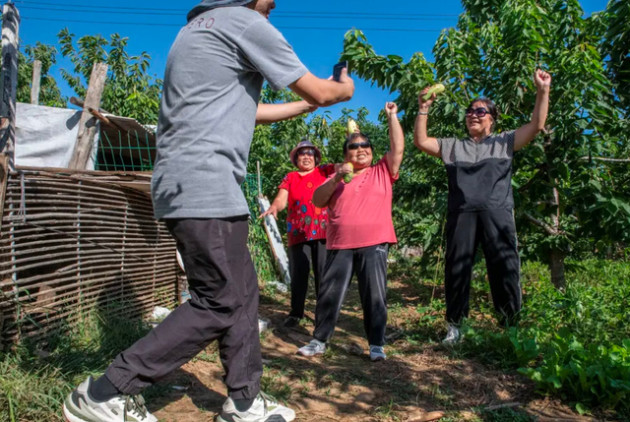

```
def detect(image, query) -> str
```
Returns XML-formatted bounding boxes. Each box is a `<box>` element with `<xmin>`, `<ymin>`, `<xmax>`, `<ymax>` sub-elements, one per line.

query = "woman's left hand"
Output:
<box><xmin>534</xmin><ymin>69</ymin><xmax>551</xmax><ymax>90</ymax></box>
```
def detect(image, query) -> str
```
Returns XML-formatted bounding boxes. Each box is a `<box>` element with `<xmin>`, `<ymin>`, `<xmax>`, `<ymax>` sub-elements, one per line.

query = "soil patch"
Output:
<box><xmin>147</xmin><ymin>278</ymin><xmax>597</xmax><ymax>422</ymax></box>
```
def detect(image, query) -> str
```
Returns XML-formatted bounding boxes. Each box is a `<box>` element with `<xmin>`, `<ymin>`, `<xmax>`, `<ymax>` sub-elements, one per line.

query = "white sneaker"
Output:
<box><xmin>62</xmin><ymin>376</ymin><xmax>157</xmax><ymax>422</ymax></box>
<box><xmin>217</xmin><ymin>392</ymin><xmax>295</xmax><ymax>422</ymax></box>
<box><xmin>442</xmin><ymin>324</ymin><xmax>462</xmax><ymax>345</ymax></box>
<box><xmin>296</xmin><ymin>339</ymin><xmax>326</xmax><ymax>357</ymax></box>
<box><xmin>369</xmin><ymin>345</ymin><xmax>386</xmax><ymax>361</ymax></box>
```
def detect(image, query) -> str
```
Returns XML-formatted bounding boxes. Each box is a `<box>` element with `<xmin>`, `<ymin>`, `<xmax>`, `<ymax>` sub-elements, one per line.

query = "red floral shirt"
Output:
<box><xmin>279</xmin><ymin>164</ymin><xmax>335</xmax><ymax>246</ymax></box>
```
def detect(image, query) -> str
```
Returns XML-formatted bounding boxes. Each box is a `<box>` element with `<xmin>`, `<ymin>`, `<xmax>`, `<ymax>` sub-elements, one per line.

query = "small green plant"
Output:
<box><xmin>372</xmin><ymin>399</ymin><xmax>401</xmax><ymax>421</ymax></box>
<box><xmin>480</xmin><ymin>406</ymin><xmax>536</xmax><ymax>422</ymax></box>
<box><xmin>260</xmin><ymin>367</ymin><xmax>292</xmax><ymax>403</ymax></box>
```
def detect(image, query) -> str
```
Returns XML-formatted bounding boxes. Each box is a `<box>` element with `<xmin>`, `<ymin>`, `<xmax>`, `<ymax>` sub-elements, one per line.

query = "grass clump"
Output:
<box><xmin>0</xmin><ymin>302</ymin><xmax>151</xmax><ymax>422</ymax></box>
<box><xmin>400</xmin><ymin>258</ymin><xmax>630</xmax><ymax>418</ymax></box>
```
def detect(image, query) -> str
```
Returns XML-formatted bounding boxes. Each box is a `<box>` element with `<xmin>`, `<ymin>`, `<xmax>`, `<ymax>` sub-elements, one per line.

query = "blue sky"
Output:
<box><xmin>13</xmin><ymin>0</ymin><xmax>609</xmax><ymax>122</ymax></box>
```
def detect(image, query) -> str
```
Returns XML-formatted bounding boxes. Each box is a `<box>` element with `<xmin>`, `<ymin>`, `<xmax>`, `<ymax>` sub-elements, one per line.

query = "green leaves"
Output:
<box><xmin>57</xmin><ymin>29</ymin><xmax>162</xmax><ymax>124</ymax></box>
<box><xmin>341</xmin><ymin>0</ymin><xmax>630</xmax><ymax>272</ymax></box>
<box><xmin>600</xmin><ymin>0</ymin><xmax>630</xmax><ymax>115</ymax></box>
<box><xmin>16</xmin><ymin>43</ymin><xmax>66</xmax><ymax>107</ymax></box>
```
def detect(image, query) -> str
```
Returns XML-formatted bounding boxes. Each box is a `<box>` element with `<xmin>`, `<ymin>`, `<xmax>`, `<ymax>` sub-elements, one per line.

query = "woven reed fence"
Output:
<box><xmin>0</xmin><ymin>166</ymin><xmax>179</xmax><ymax>349</ymax></box>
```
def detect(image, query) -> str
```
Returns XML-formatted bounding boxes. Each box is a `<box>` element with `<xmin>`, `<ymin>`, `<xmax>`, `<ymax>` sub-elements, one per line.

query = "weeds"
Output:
<box><xmin>479</xmin><ymin>406</ymin><xmax>536</xmax><ymax>422</ymax></box>
<box><xmin>1</xmin><ymin>256</ymin><xmax>628</xmax><ymax>421</ymax></box>
<box><xmin>407</xmin><ymin>259</ymin><xmax>630</xmax><ymax>417</ymax></box>
<box><xmin>260</xmin><ymin>366</ymin><xmax>292</xmax><ymax>403</ymax></box>
<box><xmin>372</xmin><ymin>399</ymin><xmax>401</xmax><ymax>421</ymax></box>
<box><xmin>0</xmin><ymin>301</ymin><xmax>151</xmax><ymax>422</ymax></box>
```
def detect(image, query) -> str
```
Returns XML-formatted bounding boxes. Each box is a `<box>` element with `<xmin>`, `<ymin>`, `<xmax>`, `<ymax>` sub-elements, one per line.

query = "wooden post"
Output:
<box><xmin>0</xmin><ymin>3</ymin><xmax>21</xmax><ymax>170</ymax></box>
<box><xmin>30</xmin><ymin>59</ymin><xmax>41</xmax><ymax>105</ymax></box>
<box><xmin>68</xmin><ymin>62</ymin><xmax>107</xmax><ymax>170</ymax></box>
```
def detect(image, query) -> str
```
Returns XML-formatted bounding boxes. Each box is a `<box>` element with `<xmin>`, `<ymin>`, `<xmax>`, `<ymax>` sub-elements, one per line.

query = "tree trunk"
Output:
<box><xmin>550</xmin><ymin>248</ymin><xmax>566</xmax><ymax>290</ymax></box>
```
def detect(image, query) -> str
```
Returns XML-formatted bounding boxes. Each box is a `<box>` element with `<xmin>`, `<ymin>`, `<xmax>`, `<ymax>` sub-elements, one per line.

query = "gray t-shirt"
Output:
<box><xmin>152</xmin><ymin>7</ymin><xmax>308</xmax><ymax>219</ymax></box>
<box><xmin>437</xmin><ymin>130</ymin><xmax>516</xmax><ymax>212</ymax></box>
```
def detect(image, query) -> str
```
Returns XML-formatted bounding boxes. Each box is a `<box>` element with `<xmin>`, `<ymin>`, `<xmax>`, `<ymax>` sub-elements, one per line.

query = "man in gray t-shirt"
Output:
<box><xmin>62</xmin><ymin>1</ymin><xmax>354</xmax><ymax>422</ymax></box>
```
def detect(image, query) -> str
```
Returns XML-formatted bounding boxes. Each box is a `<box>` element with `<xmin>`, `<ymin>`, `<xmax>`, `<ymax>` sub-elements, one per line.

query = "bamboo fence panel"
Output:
<box><xmin>0</xmin><ymin>168</ymin><xmax>178</xmax><ymax>348</ymax></box>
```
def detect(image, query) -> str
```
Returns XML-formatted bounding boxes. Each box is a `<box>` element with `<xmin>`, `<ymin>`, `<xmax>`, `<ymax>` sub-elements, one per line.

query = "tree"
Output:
<box><xmin>17</xmin><ymin>42</ymin><xmax>66</xmax><ymax>107</ymax></box>
<box><xmin>340</xmin><ymin>30</ymin><xmax>450</xmax><ymax>258</ymax></box>
<box><xmin>599</xmin><ymin>0</ymin><xmax>630</xmax><ymax>116</ymax></box>
<box><xmin>341</xmin><ymin>0</ymin><xmax>630</xmax><ymax>288</ymax></box>
<box><xmin>57</xmin><ymin>29</ymin><xmax>162</xmax><ymax>124</ymax></box>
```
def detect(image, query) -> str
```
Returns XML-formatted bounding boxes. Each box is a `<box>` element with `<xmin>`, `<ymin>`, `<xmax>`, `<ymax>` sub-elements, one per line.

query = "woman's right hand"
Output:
<box><xmin>418</xmin><ymin>86</ymin><xmax>435</xmax><ymax>109</ymax></box>
<box><xmin>334</xmin><ymin>162</ymin><xmax>353</xmax><ymax>182</ymax></box>
<box><xmin>259</xmin><ymin>205</ymin><xmax>278</xmax><ymax>219</ymax></box>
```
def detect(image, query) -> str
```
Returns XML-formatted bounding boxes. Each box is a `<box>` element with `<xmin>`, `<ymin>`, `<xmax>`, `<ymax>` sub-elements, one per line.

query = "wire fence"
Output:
<box><xmin>95</xmin><ymin>129</ymin><xmax>156</xmax><ymax>172</ymax></box>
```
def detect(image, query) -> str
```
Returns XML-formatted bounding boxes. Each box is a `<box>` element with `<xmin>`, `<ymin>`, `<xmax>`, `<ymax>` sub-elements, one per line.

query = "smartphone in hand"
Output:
<box><xmin>332</xmin><ymin>61</ymin><xmax>348</xmax><ymax>82</ymax></box>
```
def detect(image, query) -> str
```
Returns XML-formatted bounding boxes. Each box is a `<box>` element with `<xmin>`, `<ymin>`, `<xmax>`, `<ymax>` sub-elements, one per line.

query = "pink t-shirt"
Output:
<box><xmin>326</xmin><ymin>157</ymin><xmax>398</xmax><ymax>250</ymax></box>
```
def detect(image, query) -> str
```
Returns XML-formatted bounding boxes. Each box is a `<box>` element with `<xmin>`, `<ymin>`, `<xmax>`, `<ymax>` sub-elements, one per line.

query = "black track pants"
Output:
<box><xmin>444</xmin><ymin>209</ymin><xmax>522</xmax><ymax>325</ymax></box>
<box><xmin>313</xmin><ymin>244</ymin><xmax>389</xmax><ymax>346</ymax></box>
<box><xmin>106</xmin><ymin>217</ymin><xmax>262</xmax><ymax>399</ymax></box>
<box><xmin>287</xmin><ymin>239</ymin><xmax>326</xmax><ymax>318</ymax></box>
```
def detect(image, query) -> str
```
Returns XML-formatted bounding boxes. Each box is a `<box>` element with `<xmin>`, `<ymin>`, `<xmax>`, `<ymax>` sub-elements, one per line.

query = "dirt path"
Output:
<box><xmin>147</xmin><ymin>279</ymin><xmax>596</xmax><ymax>422</ymax></box>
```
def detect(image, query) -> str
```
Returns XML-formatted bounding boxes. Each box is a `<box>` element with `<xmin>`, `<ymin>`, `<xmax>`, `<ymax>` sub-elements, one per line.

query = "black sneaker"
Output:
<box><xmin>282</xmin><ymin>316</ymin><xmax>300</xmax><ymax>328</ymax></box>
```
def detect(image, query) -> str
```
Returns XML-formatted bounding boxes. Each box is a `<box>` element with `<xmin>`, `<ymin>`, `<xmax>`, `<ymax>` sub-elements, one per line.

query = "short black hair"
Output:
<box><xmin>343</xmin><ymin>132</ymin><xmax>373</xmax><ymax>155</ymax></box>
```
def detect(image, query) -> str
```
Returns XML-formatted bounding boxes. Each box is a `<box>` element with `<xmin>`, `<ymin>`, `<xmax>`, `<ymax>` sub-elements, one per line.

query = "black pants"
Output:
<box><xmin>313</xmin><ymin>244</ymin><xmax>389</xmax><ymax>346</ymax></box>
<box><xmin>287</xmin><ymin>239</ymin><xmax>326</xmax><ymax>318</ymax></box>
<box><xmin>444</xmin><ymin>209</ymin><xmax>522</xmax><ymax>325</ymax></box>
<box><xmin>106</xmin><ymin>217</ymin><xmax>262</xmax><ymax>399</ymax></box>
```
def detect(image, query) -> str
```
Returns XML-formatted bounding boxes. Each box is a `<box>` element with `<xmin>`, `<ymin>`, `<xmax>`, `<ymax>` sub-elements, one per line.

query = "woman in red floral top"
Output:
<box><xmin>260</xmin><ymin>139</ymin><xmax>334</xmax><ymax>327</ymax></box>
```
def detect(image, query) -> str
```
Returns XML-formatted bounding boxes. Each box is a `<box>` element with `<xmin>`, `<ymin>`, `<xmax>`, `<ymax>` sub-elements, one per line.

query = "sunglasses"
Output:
<box><xmin>348</xmin><ymin>141</ymin><xmax>372</xmax><ymax>150</ymax></box>
<box><xmin>297</xmin><ymin>148</ymin><xmax>315</xmax><ymax>156</ymax></box>
<box><xmin>465</xmin><ymin>107</ymin><xmax>489</xmax><ymax>117</ymax></box>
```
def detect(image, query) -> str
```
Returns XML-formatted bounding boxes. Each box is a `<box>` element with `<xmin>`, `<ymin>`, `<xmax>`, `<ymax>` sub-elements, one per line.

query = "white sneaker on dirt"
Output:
<box><xmin>369</xmin><ymin>345</ymin><xmax>386</xmax><ymax>361</ymax></box>
<box><xmin>216</xmin><ymin>392</ymin><xmax>295</xmax><ymax>422</ymax></box>
<box><xmin>442</xmin><ymin>324</ymin><xmax>462</xmax><ymax>345</ymax></box>
<box><xmin>62</xmin><ymin>376</ymin><xmax>157</xmax><ymax>422</ymax></box>
<box><xmin>296</xmin><ymin>339</ymin><xmax>326</xmax><ymax>357</ymax></box>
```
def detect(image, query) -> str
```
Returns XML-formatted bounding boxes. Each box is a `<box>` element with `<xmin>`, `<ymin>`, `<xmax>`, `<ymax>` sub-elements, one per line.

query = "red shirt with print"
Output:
<box><xmin>279</xmin><ymin>164</ymin><xmax>335</xmax><ymax>246</ymax></box>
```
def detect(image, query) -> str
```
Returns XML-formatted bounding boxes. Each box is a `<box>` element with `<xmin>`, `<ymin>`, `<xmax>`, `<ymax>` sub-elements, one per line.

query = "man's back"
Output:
<box><xmin>152</xmin><ymin>6</ymin><xmax>307</xmax><ymax>220</ymax></box>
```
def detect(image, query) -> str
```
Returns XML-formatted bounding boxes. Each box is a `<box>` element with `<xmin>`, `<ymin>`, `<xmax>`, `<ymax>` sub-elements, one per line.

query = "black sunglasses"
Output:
<box><xmin>297</xmin><ymin>148</ymin><xmax>315</xmax><ymax>156</ymax></box>
<box><xmin>465</xmin><ymin>107</ymin><xmax>489</xmax><ymax>117</ymax></box>
<box><xmin>348</xmin><ymin>141</ymin><xmax>372</xmax><ymax>150</ymax></box>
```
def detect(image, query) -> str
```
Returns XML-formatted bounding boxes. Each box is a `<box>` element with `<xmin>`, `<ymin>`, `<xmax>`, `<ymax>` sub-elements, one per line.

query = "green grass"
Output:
<box><xmin>0</xmin><ymin>302</ymin><xmax>152</xmax><ymax>422</ymax></box>
<box><xmin>399</xmin><ymin>258</ymin><xmax>630</xmax><ymax>418</ymax></box>
<box><xmin>1</xmin><ymin>258</ymin><xmax>629</xmax><ymax>421</ymax></box>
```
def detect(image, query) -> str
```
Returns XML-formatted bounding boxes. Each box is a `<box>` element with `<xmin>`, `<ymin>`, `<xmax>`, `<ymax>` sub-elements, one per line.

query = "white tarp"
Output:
<box><xmin>15</xmin><ymin>102</ymin><xmax>99</xmax><ymax>169</ymax></box>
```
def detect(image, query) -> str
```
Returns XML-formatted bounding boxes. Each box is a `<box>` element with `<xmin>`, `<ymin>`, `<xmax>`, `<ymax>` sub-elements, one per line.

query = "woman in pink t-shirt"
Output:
<box><xmin>297</xmin><ymin>103</ymin><xmax>405</xmax><ymax>362</ymax></box>
<box><xmin>260</xmin><ymin>139</ymin><xmax>335</xmax><ymax>327</ymax></box>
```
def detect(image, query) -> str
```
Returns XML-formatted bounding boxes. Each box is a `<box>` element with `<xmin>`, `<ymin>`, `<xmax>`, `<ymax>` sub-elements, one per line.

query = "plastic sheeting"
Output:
<box><xmin>257</xmin><ymin>195</ymin><xmax>291</xmax><ymax>287</ymax></box>
<box><xmin>15</xmin><ymin>103</ymin><xmax>99</xmax><ymax>169</ymax></box>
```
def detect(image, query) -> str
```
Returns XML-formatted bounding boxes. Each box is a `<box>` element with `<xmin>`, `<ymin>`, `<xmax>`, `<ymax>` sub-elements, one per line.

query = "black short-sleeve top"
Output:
<box><xmin>437</xmin><ymin>130</ymin><xmax>516</xmax><ymax>212</ymax></box>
